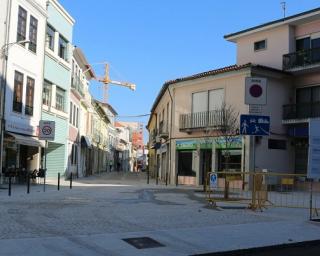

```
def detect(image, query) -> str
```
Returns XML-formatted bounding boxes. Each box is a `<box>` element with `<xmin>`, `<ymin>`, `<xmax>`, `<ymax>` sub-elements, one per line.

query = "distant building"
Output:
<box><xmin>68</xmin><ymin>47</ymin><xmax>95</xmax><ymax>177</ymax></box>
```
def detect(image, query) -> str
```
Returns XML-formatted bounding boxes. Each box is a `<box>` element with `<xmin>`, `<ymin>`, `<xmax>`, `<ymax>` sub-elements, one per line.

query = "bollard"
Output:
<box><xmin>165</xmin><ymin>172</ymin><xmax>168</xmax><ymax>186</ymax></box>
<box><xmin>176</xmin><ymin>173</ymin><xmax>178</xmax><ymax>187</ymax></box>
<box><xmin>57</xmin><ymin>173</ymin><xmax>60</xmax><ymax>191</ymax></box>
<box><xmin>147</xmin><ymin>170</ymin><xmax>150</xmax><ymax>184</ymax></box>
<box><xmin>27</xmin><ymin>173</ymin><xmax>30</xmax><ymax>194</ymax></box>
<box><xmin>310</xmin><ymin>180</ymin><xmax>313</xmax><ymax>221</ymax></box>
<box><xmin>8</xmin><ymin>176</ymin><xmax>12</xmax><ymax>196</ymax></box>
<box><xmin>70</xmin><ymin>173</ymin><xmax>72</xmax><ymax>189</ymax></box>
<box><xmin>43</xmin><ymin>168</ymin><xmax>46</xmax><ymax>192</ymax></box>
<box><xmin>156</xmin><ymin>171</ymin><xmax>159</xmax><ymax>185</ymax></box>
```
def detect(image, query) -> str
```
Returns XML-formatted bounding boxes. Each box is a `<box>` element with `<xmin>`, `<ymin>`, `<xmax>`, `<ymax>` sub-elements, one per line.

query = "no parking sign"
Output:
<box><xmin>210</xmin><ymin>173</ymin><xmax>218</xmax><ymax>188</ymax></box>
<box><xmin>39</xmin><ymin>120</ymin><xmax>55</xmax><ymax>141</ymax></box>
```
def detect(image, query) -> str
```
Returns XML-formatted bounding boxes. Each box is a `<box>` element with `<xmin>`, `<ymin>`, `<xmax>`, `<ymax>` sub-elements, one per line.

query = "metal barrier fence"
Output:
<box><xmin>205</xmin><ymin>171</ymin><xmax>320</xmax><ymax>218</ymax></box>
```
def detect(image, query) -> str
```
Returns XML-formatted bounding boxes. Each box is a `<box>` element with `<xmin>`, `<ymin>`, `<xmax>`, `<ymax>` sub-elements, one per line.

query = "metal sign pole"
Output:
<box><xmin>44</xmin><ymin>140</ymin><xmax>47</xmax><ymax>192</ymax></box>
<box><xmin>309</xmin><ymin>179</ymin><xmax>313</xmax><ymax>221</ymax></box>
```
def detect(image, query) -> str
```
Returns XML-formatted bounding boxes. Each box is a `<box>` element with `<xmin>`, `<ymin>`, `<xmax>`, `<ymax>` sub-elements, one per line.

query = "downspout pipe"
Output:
<box><xmin>167</xmin><ymin>86</ymin><xmax>174</xmax><ymax>185</ymax></box>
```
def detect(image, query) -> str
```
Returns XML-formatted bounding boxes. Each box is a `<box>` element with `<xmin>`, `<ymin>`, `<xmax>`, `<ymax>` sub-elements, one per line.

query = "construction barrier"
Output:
<box><xmin>205</xmin><ymin>171</ymin><xmax>320</xmax><ymax>218</ymax></box>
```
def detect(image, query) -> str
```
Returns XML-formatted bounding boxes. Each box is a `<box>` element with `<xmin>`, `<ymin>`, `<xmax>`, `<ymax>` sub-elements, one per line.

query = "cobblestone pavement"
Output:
<box><xmin>0</xmin><ymin>172</ymin><xmax>319</xmax><ymax>255</ymax></box>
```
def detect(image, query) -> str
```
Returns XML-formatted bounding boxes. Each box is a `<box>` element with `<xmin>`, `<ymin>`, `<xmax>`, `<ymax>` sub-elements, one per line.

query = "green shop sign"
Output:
<box><xmin>176</xmin><ymin>137</ymin><xmax>242</xmax><ymax>151</ymax></box>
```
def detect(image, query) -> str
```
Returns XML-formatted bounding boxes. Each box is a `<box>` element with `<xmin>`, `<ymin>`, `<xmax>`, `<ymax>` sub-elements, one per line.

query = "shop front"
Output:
<box><xmin>176</xmin><ymin>136</ymin><xmax>242</xmax><ymax>186</ymax></box>
<box><xmin>2</xmin><ymin>132</ymin><xmax>44</xmax><ymax>178</ymax></box>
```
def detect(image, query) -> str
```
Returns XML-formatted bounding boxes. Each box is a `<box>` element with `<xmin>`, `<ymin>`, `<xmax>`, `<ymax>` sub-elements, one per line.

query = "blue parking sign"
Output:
<box><xmin>210</xmin><ymin>173</ymin><xmax>218</xmax><ymax>188</ymax></box>
<box><xmin>240</xmin><ymin>115</ymin><xmax>270</xmax><ymax>136</ymax></box>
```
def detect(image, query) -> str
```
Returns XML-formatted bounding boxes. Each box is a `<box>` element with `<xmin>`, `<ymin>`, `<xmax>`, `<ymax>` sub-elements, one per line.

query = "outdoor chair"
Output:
<box><xmin>29</xmin><ymin>169</ymin><xmax>38</xmax><ymax>182</ymax></box>
<box><xmin>36</xmin><ymin>168</ymin><xmax>46</xmax><ymax>184</ymax></box>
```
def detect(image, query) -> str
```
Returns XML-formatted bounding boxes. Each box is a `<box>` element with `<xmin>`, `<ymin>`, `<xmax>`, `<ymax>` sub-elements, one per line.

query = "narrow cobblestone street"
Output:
<box><xmin>0</xmin><ymin>172</ymin><xmax>319</xmax><ymax>255</ymax></box>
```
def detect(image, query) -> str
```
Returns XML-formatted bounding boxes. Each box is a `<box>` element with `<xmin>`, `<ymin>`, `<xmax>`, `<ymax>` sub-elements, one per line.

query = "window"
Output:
<box><xmin>69</xmin><ymin>102</ymin><xmax>73</xmax><ymax>123</ymax></box>
<box><xmin>25</xmin><ymin>77</ymin><xmax>34</xmax><ymax>116</ymax></box>
<box><xmin>46</xmin><ymin>24</ymin><xmax>55</xmax><ymax>50</ymax></box>
<box><xmin>76</xmin><ymin>107</ymin><xmax>79</xmax><ymax>128</ymax></box>
<box><xmin>28</xmin><ymin>16</ymin><xmax>38</xmax><ymax>53</ymax></box>
<box><xmin>296</xmin><ymin>37</ymin><xmax>310</xmax><ymax>51</ymax></box>
<box><xmin>17</xmin><ymin>6</ymin><xmax>27</xmax><ymax>43</ymax></box>
<box><xmin>254</xmin><ymin>40</ymin><xmax>266</xmax><ymax>51</ymax></box>
<box><xmin>13</xmin><ymin>71</ymin><xmax>23</xmax><ymax>113</ymax></box>
<box><xmin>178</xmin><ymin>151</ymin><xmax>194</xmax><ymax>176</ymax></box>
<box><xmin>55</xmin><ymin>87</ymin><xmax>65</xmax><ymax>111</ymax></box>
<box><xmin>58</xmin><ymin>35</ymin><xmax>68</xmax><ymax>60</ymax></box>
<box><xmin>192</xmin><ymin>89</ymin><xmax>224</xmax><ymax>113</ymax></box>
<box><xmin>192</xmin><ymin>91</ymin><xmax>207</xmax><ymax>113</ymax></box>
<box><xmin>69</xmin><ymin>102</ymin><xmax>79</xmax><ymax>128</ymax></box>
<box><xmin>42</xmin><ymin>80</ymin><xmax>52</xmax><ymax>106</ymax></box>
<box><xmin>72</xmin><ymin>104</ymin><xmax>76</xmax><ymax>125</ymax></box>
<box><xmin>296</xmin><ymin>37</ymin><xmax>320</xmax><ymax>62</ymax></box>
<box><xmin>268</xmin><ymin>139</ymin><xmax>287</xmax><ymax>150</ymax></box>
<box><xmin>209</xmin><ymin>89</ymin><xmax>224</xmax><ymax>111</ymax></box>
<box><xmin>71</xmin><ymin>144</ymin><xmax>78</xmax><ymax>165</ymax></box>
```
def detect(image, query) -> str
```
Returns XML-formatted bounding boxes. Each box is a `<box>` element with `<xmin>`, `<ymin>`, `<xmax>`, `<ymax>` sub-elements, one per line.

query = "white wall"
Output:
<box><xmin>236</xmin><ymin>25</ymin><xmax>291</xmax><ymax>70</ymax></box>
<box><xmin>4</xmin><ymin>0</ymin><xmax>47</xmax><ymax>136</ymax></box>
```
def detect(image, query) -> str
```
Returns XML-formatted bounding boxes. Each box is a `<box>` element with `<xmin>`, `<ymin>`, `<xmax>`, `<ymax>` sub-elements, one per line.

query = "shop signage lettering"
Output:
<box><xmin>5</xmin><ymin>121</ymin><xmax>36</xmax><ymax>136</ymax></box>
<box><xmin>176</xmin><ymin>137</ymin><xmax>242</xmax><ymax>151</ymax></box>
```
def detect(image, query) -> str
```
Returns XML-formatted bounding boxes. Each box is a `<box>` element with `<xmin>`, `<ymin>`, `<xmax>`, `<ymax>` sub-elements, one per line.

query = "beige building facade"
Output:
<box><xmin>148</xmin><ymin>8</ymin><xmax>320</xmax><ymax>185</ymax></box>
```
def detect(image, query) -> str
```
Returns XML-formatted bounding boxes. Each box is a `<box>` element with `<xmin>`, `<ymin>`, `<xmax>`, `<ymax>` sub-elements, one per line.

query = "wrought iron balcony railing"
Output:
<box><xmin>159</xmin><ymin>121</ymin><xmax>169</xmax><ymax>136</ymax></box>
<box><xmin>283</xmin><ymin>47</ymin><xmax>320</xmax><ymax>70</ymax></box>
<box><xmin>71</xmin><ymin>76</ymin><xmax>84</xmax><ymax>96</ymax></box>
<box><xmin>180</xmin><ymin>110</ymin><xmax>224</xmax><ymax>130</ymax></box>
<box><xmin>149</xmin><ymin>128</ymin><xmax>158</xmax><ymax>142</ymax></box>
<box><xmin>283</xmin><ymin>102</ymin><xmax>320</xmax><ymax>120</ymax></box>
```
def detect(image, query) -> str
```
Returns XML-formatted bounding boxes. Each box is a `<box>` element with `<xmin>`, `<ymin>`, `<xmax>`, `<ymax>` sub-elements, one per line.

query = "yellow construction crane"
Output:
<box><xmin>97</xmin><ymin>64</ymin><xmax>136</xmax><ymax>103</ymax></box>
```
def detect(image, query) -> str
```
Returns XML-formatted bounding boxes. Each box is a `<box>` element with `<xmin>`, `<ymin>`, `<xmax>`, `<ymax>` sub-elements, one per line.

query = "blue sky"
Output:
<box><xmin>59</xmin><ymin>0</ymin><xmax>319</xmax><ymax>142</ymax></box>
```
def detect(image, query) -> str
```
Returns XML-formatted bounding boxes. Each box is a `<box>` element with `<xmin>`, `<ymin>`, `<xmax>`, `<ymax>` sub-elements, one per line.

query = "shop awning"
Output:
<box><xmin>81</xmin><ymin>136</ymin><xmax>92</xmax><ymax>148</ymax></box>
<box><xmin>6</xmin><ymin>132</ymin><xmax>45</xmax><ymax>147</ymax></box>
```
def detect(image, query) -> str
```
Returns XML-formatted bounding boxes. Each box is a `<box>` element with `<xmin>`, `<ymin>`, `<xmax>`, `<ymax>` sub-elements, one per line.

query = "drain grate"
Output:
<box><xmin>122</xmin><ymin>237</ymin><xmax>165</xmax><ymax>249</ymax></box>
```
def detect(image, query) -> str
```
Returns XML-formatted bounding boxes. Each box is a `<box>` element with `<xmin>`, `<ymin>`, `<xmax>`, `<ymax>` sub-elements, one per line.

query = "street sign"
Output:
<box><xmin>240</xmin><ymin>115</ymin><xmax>270</xmax><ymax>136</ymax></box>
<box><xmin>249</xmin><ymin>104</ymin><xmax>263</xmax><ymax>114</ymax></box>
<box><xmin>210</xmin><ymin>173</ymin><xmax>218</xmax><ymax>188</ymax></box>
<box><xmin>308</xmin><ymin>119</ymin><xmax>320</xmax><ymax>180</ymax></box>
<box><xmin>39</xmin><ymin>120</ymin><xmax>55</xmax><ymax>141</ymax></box>
<box><xmin>245</xmin><ymin>77</ymin><xmax>267</xmax><ymax>105</ymax></box>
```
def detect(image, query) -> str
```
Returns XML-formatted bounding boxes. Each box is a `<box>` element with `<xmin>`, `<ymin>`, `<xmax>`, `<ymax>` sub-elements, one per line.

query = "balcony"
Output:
<box><xmin>149</xmin><ymin>128</ymin><xmax>158</xmax><ymax>143</ymax></box>
<box><xmin>283</xmin><ymin>47</ymin><xmax>320</xmax><ymax>71</ymax></box>
<box><xmin>71</xmin><ymin>76</ymin><xmax>84</xmax><ymax>97</ymax></box>
<box><xmin>159</xmin><ymin>121</ymin><xmax>169</xmax><ymax>138</ymax></box>
<box><xmin>283</xmin><ymin>102</ymin><xmax>320</xmax><ymax>121</ymax></box>
<box><xmin>180</xmin><ymin>110</ymin><xmax>224</xmax><ymax>132</ymax></box>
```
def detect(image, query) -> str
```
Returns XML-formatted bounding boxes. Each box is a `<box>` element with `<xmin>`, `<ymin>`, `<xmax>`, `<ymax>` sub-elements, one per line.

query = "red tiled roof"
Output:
<box><xmin>164</xmin><ymin>63</ymin><xmax>252</xmax><ymax>86</ymax></box>
<box><xmin>149</xmin><ymin>63</ymin><xmax>290</xmax><ymax>119</ymax></box>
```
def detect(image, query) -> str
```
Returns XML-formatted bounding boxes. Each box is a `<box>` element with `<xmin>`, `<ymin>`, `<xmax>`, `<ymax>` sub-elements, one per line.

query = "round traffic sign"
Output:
<box><xmin>249</xmin><ymin>84</ymin><xmax>263</xmax><ymax>98</ymax></box>
<box><xmin>42</xmin><ymin>125</ymin><xmax>52</xmax><ymax>135</ymax></box>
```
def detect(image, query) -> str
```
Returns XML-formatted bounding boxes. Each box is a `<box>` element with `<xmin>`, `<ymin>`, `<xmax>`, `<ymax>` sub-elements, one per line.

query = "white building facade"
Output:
<box><xmin>1</xmin><ymin>0</ymin><xmax>47</xmax><ymax>172</ymax></box>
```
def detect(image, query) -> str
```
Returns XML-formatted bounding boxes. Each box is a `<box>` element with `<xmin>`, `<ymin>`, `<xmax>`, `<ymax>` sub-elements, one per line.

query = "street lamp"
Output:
<box><xmin>1</xmin><ymin>40</ymin><xmax>31</xmax><ymax>58</ymax></box>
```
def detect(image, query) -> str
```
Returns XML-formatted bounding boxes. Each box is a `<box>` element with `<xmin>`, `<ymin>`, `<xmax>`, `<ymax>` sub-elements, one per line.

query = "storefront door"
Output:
<box><xmin>200</xmin><ymin>149</ymin><xmax>212</xmax><ymax>185</ymax></box>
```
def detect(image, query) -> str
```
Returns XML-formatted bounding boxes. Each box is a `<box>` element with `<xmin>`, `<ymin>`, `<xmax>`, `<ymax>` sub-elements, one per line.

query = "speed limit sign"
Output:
<box><xmin>39</xmin><ymin>120</ymin><xmax>55</xmax><ymax>141</ymax></box>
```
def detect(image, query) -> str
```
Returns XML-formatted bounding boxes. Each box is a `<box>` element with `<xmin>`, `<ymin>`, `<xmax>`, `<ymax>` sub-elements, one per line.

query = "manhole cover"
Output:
<box><xmin>122</xmin><ymin>237</ymin><xmax>165</xmax><ymax>249</ymax></box>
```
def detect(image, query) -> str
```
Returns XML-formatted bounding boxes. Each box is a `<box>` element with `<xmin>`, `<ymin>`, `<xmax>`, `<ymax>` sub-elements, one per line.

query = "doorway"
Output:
<box><xmin>200</xmin><ymin>149</ymin><xmax>212</xmax><ymax>185</ymax></box>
